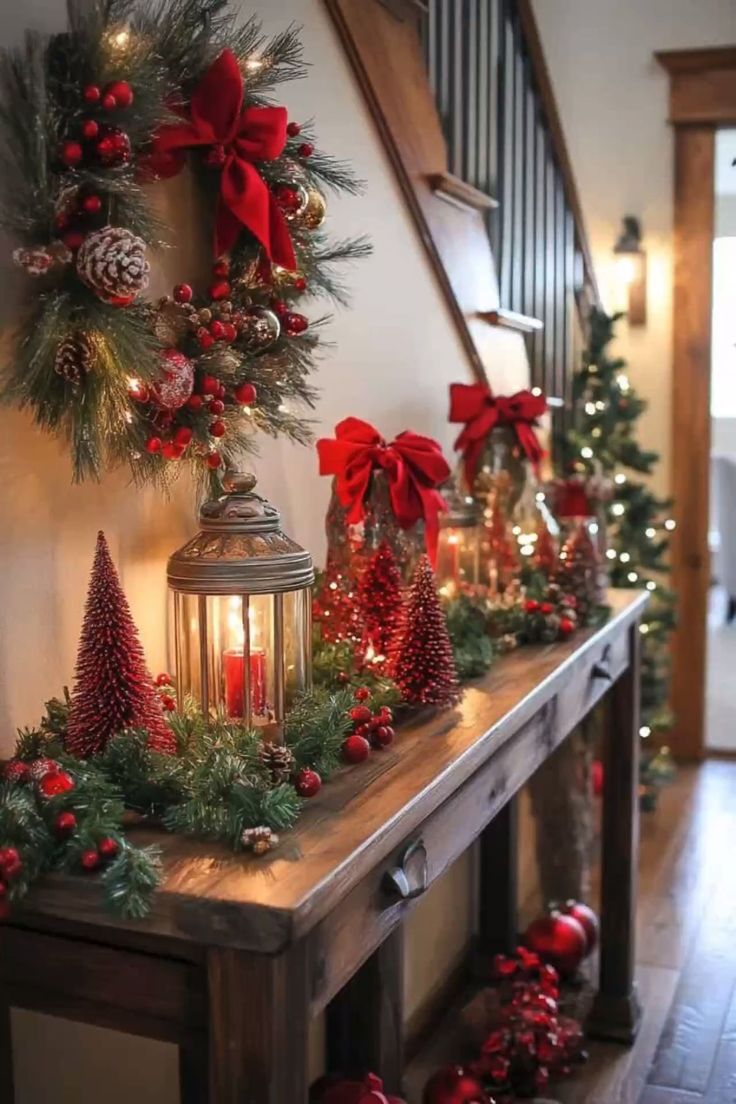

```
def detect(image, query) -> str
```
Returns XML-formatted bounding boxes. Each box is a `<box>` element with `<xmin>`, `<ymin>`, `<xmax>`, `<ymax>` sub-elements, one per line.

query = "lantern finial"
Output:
<box><xmin>222</xmin><ymin>470</ymin><xmax>257</xmax><ymax>494</ymax></box>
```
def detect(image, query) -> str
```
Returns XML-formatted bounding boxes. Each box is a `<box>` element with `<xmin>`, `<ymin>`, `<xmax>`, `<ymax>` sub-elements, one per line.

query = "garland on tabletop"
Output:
<box><xmin>0</xmin><ymin>0</ymin><xmax>368</xmax><ymax>488</ymax></box>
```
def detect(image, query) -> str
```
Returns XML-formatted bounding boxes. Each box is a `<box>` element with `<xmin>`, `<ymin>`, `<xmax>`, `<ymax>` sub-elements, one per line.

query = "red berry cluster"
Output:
<box><xmin>60</xmin><ymin>82</ymin><xmax>134</xmax><ymax>172</ymax></box>
<box><xmin>341</xmin><ymin>688</ymin><xmax>395</xmax><ymax>763</ymax></box>
<box><xmin>54</xmin><ymin>188</ymin><xmax>107</xmax><ymax>253</ymax></box>
<box><xmin>80</xmin><ymin>836</ymin><xmax>120</xmax><ymax>873</ymax></box>
<box><xmin>460</xmin><ymin>947</ymin><xmax>586</xmax><ymax>1098</ymax></box>
<box><xmin>6</xmin><ymin>757</ymin><xmax>77</xmax><ymax>800</ymax></box>
<box><xmin>154</xmin><ymin>672</ymin><xmax>177</xmax><ymax>713</ymax></box>
<box><xmin>270</xmin><ymin>296</ymin><xmax>309</xmax><ymax>338</ymax></box>
<box><xmin>522</xmin><ymin>585</ymin><xmax>578</xmax><ymax>643</ymax></box>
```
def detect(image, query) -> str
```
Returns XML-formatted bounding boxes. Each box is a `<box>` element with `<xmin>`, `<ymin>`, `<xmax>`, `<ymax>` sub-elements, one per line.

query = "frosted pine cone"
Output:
<box><xmin>242</xmin><ymin>826</ymin><xmax>280</xmax><ymax>855</ymax></box>
<box><xmin>258</xmin><ymin>743</ymin><xmax>295</xmax><ymax>785</ymax></box>
<box><xmin>76</xmin><ymin>226</ymin><xmax>150</xmax><ymax>303</ymax></box>
<box><xmin>54</xmin><ymin>332</ymin><xmax>96</xmax><ymax>385</ymax></box>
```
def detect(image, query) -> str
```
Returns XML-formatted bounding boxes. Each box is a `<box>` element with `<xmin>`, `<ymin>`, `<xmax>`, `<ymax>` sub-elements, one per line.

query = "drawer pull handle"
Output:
<box><xmin>383</xmin><ymin>839</ymin><xmax>428</xmax><ymax>901</ymax></box>
<box><xmin>592</xmin><ymin>662</ymin><xmax>612</xmax><ymax>681</ymax></box>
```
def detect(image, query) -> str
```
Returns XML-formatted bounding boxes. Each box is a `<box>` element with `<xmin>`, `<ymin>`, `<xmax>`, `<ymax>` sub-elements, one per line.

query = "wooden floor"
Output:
<box><xmin>555</xmin><ymin>759</ymin><xmax>736</xmax><ymax>1104</ymax></box>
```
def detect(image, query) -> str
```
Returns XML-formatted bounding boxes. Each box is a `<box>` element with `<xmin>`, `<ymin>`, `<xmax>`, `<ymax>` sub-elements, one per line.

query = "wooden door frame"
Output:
<box><xmin>656</xmin><ymin>47</ymin><xmax>736</xmax><ymax>760</ymax></box>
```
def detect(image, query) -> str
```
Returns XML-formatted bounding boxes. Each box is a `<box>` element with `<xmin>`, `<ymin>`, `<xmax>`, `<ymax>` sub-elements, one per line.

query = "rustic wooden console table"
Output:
<box><xmin>0</xmin><ymin>589</ymin><xmax>647</xmax><ymax>1103</ymax></box>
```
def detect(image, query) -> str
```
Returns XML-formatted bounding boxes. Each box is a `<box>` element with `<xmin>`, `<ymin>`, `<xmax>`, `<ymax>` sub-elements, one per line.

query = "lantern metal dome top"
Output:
<box><xmin>167</xmin><ymin>472</ymin><xmax>314</xmax><ymax>595</ymax></box>
<box><xmin>439</xmin><ymin>476</ymin><xmax>481</xmax><ymax>529</ymax></box>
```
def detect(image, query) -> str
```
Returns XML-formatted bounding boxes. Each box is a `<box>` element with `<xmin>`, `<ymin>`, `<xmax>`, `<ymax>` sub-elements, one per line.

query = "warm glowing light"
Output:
<box><xmin>664</xmin><ymin>518</ymin><xmax>676</xmax><ymax>531</ymax></box>
<box><xmin>617</xmin><ymin>373</ymin><xmax>630</xmax><ymax>392</ymax></box>
<box><xmin>627</xmin><ymin>571</ymin><xmax>638</xmax><ymax>582</ymax></box>
<box><xmin>447</xmin><ymin>534</ymin><xmax>460</xmax><ymax>545</ymax></box>
<box><xmin>585</xmin><ymin>402</ymin><xmax>596</xmax><ymax>415</ymax></box>
<box><xmin>612</xmin><ymin>503</ymin><xmax>625</xmax><ymax>517</ymax></box>
<box><xmin>645</xmin><ymin>527</ymin><xmax>656</xmax><ymax>539</ymax></box>
<box><xmin>615</xmin><ymin>254</ymin><xmax>638</xmax><ymax>287</ymax></box>
<box><xmin>512</xmin><ymin>525</ymin><xmax>522</xmax><ymax>536</ymax></box>
<box><xmin>531</xmin><ymin>387</ymin><xmax>542</xmax><ymax>397</ymax></box>
<box><xmin>595</xmin><ymin>401</ymin><xmax>606</xmax><ymax>411</ymax></box>
<box><xmin>581</xmin><ymin>446</ymin><xmax>594</xmax><ymax>459</ymax></box>
<box><xmin>639</xmin><ymin>623</ymin><xmax>650</xmax><ymax>635</ymax></box>
<box><xmin>646</xmin><ymin>581</ymin><xmax>657</xmax><ymax>591</ymax></box>
<box><xmin>589</xmin><ymin>522</ymin><xmax>599</xmax><ymax>535</ymax></box>
<box><xmin>620</xmin><ymin>551</ymin><xmax>631</xmax><ymax>563</ymax></box>
<box><xmin>606</xmin><ymin>549</ymin><xmax>617</xmax><ymax>560</ymax></box>
<box><xmin>614</xmin><ymin>473</ymin><xmax>626</xmax><ymax>485</ymax></box>
<box><xmin>592</xmin><ymin>427</ymin><xmax>602</xmax><ymax>438</ymax></box>
<box><xmin>535</xmin><ymin>491</ymin><xmax>546</xmax><ymax>503</ymax></box>
<box><xmin>245</xmin><ymin>55</ymin><xmax>265</xmax><ymax>72</ymax></box>
<box><xmin>639</xmin><ymin>725</ymin><xmax>651</xmax><ymax>738</ymax></box>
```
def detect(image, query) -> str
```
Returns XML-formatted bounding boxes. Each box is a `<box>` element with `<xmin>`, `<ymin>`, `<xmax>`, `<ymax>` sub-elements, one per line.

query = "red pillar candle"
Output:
<box><xmin>223</xmin><ymin>649</ymin><xmax>267</xmax><ymax>719</ymax></box>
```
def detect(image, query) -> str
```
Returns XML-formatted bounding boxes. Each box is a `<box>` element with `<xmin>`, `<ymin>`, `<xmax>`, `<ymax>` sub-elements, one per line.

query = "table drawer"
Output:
<box><xmin>556</xmin><ymin>627</ymin><xmax>630</xmax><ymax>736</ymax></box>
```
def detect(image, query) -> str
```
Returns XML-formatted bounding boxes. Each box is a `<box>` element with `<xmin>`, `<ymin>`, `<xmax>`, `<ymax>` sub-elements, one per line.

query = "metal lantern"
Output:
<box><xmin>167</xmin><ymin>472</ymin><xmax>313</xmax><ymax>741</ymax></box>
<box><xmin>436</xmin><ymin>478</ymin><xmax>482</xmax><ymax>598</ymax></box>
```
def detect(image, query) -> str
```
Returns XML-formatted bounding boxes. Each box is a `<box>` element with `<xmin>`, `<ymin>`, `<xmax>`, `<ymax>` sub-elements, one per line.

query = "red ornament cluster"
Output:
<box><xmin>80</xmin><ymin>836</ymin><xmax>120</xmax><ymax>873</ymax></box>
<box><xmin>314</xmin><ymin>1072</ymin><xmax>405</xmax><ymax>1104</ymax></box>
<box><xmin>341</xmin><ymin>688</ymin><xmax>395</xmax><ymax>763</ymax></box>
<box><xmin>521</xmin><ymin>900</ymin><xmax>598</xmax><ymax>976</ymax></box>
<box><xmin>522</xmin><ymin>585</ymin><xmax>579</xmax><ymax>643</ymax></box>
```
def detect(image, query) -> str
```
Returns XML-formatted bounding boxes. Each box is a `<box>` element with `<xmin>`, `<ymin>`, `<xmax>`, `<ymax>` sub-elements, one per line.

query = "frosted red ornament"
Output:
<box><xmin>151</xmin><ymin>348</ymin><xmax>195</xmax><ymax>411</ymax></box>
<box><xmin>563</xmin><ymin>900</ymin><xmax>599</xmax><ymax>955</ymax></box>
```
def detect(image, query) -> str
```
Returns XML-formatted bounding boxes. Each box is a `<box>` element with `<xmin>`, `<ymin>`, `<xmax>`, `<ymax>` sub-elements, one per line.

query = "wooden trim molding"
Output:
<box><xmin>655</xmin><ymin>46</ymin><xmax>736</xmax><ymax>760</ymax></box>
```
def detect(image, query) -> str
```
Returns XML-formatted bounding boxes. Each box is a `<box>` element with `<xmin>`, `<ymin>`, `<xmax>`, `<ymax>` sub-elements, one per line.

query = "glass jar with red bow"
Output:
<box><xmin>551</xmin><ymin>475</ymin><xmax>610</xmax><ymax>618</ymax></box>
<box><xmin>449</xmin><ymin>383</ymin><xmax>558</xmax><ymax>592</ymax></box>
<box><xmin>317</xmin><ymin>417</ymin><xmax>451</xmax><ymax>586</ymax></box>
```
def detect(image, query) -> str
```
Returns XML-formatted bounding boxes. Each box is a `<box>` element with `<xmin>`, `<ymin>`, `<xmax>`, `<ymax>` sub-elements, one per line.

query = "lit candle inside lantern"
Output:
<box><xmin>222</xmin><ymin>598</ymin><xmax>268</xmax><ymax>720</ymax></box>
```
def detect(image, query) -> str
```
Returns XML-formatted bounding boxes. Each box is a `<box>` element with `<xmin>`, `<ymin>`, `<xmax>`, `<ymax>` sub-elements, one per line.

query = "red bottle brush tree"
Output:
<box><xmin>392</xmin><ymin>555</ymin><xmax>460</xmax><ymax>707</ymax></box>
<box><xmin>65</xmin><ymin>532</ymin><xmax>176</xmax><ymax>758</ymax></box>
<box><xmin>357</xmin><ymin>541</ymin><xmax>404</xmax><ymax>667</ymax></box>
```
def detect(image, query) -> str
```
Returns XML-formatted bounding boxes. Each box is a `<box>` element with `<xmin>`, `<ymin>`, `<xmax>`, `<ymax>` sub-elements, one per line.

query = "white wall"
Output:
<box><xmin>0</xmin><ymin>1</ymin><xmax>529</xmax><ymax>1100</ymax></box>
<box><xmin>533</xmin><ymin>0</ymin><xmax>736</xmax><ymax>500</ymax></box>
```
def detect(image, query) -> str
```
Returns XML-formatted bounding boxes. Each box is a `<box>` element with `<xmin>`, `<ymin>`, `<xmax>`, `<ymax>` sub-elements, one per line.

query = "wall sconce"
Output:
<box><xmin>613</xmin><ymin>216</ymin><xmax>647</xmax><ymax>326</ymax></box>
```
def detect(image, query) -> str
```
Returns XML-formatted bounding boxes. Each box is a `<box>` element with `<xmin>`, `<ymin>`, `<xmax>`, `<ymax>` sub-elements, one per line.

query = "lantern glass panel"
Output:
<box><xmin>436</xmin><ymin>525</ymin><xmax>481</xmax><ymax>597</ymax></box>
<box><xmin>283</xmin><ymin>588</ymin><xmax>311</xmax><ymax>704</ymax></box>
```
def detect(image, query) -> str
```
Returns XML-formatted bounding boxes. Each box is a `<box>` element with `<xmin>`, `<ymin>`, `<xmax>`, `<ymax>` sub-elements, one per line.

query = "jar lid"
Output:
<box><xmin>167</xmin><ymin>472</ymin><xmax>314</xmax><ymax>595</ymax></box>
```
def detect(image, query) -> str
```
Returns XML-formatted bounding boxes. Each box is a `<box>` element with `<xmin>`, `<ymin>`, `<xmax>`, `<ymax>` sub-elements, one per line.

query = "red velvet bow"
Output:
<box><xmin>146</xmin><ymin>49</ymin><xmax>296</xmax><ymax>265</ymax></box>
<box><xmin>316</xmin><ymin>417</ymin><xmax>450</xmax><ymax>565</ymax></box>
<box><xmin>449</xmin><ymin>382</ymin><xmax>547</xmax><ymax>488</ymax></box>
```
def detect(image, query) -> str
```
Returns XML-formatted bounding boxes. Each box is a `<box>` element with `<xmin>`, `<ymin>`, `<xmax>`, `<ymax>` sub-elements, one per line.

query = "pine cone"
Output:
<box><xmin>54</xmin><ymin>332</ymin><xmax>96</xmax><ymax>385</ymax></box>
<box><xmin>242</xmin><ymin>825</ymin><xmax>280</xmax><ymax>854</ymax></box>
<box><xmin>76</xmin><ymin>226</ymin><xmax>150</xmax><ymax>303</ymax></box>
<box><xmin>259</xmin><ymin>743</ymin><xmax>295</xmax><ymax>785</ymax></box>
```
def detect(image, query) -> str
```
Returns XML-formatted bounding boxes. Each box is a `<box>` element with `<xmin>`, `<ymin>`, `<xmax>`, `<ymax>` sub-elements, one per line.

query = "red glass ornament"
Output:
<box><xmin>295</xmin><ymin>768</ymin><xmax>322</xmax><ymax>798</ymax></box>
<box><xmin>105</xmin><ymin>80</ymin><xmax>134</xmax><ymax>109</ymax></box>
<box><xmin>222</xmin><ymin>322</ymin><xmax>237</xmax><ymax>343</ymax></box>
<box><xmin>55</xmin><ymin>811</ymin><xmax>77</xmax><ymax>835</ymax></box>
<box><xmin>98</xmin><ymin>837</ymin><xmax>119</xmax><ymax>859</ymax></box>
<box><xmin>372</xmin><ymin>725</ymin><xmax>395</xmax><ymax>748</ymax></box>
<box><xmin>206</xmin><ymin>451</ymin><xmax>223</xmax><ymax>470</ymax></box>
<box><xmin>287</xmin><ymin>121</ymin><xmax>302</xmax><ymax>137</ymax></box>
<box><xmin>274</xmin><ymin>185</ymin><xmax>302</xmax><ymax>212</ymax></box>
<box><xmin>83</xmin><ymin>84</ymin><xmax>101</xmax><ymax>104</ymax></box>
<box><xmin>173</xmin><ymin>283</ymin><xmax>193</xmax><ymax>304</ymax></box>
<box><xmin>107</xmin><ymin>294</ymin><xmax>134</xmax><ymax>308</ymax></box>
<box><xmin>197</xmin><ymin>329</ymin><xmax>215</xmax><ymax>350</ymax></box>
<box><xmin>234</xmin><ymin>382</ymin><xmax>257</xmax><ymax>405</ymax></box>
<box><xmin>81</xmin><ymin>849</ymin><xmax>100</xmax><ymax>871</ymax></box>
<box><xmin>201</xmin><ymin>375</ymin><xmax>220</xmax><ymax>396</ymax></box>
<box><xmin>298</xmin><ymin>142</ymin><xmax>314</xmax><ymax>158</ymax></box>
<box><xmin>341</xmin><ymin>734</ymin><xmax>370</xmax><ymax>764</ymax></box>
<box><xmin>284</xmin><ymin>311</ymin><xmax>308</xmax><ymax>335</ymax></box>
<box><xmin>187</xmin><ymin>394</ymin><xmax>204</xmax><ymax>411</ymax></box>
<box><xmin>173</xmin><ymin>426</ymin><xmax>193</xmax><ymax>448</ymax></box>
<box><xmin>102</xmin><ymin>92</ymin><xmax>117</xmax><ymax>111</ymax></box>
<box><xmin>349</xmin><ymin>705</ymin><xmax>373</xmax><ymax>725</ymax></box>
<box><xmin>61</xmin><ymin>140</ymin><xmax>83</xmax><ymax>167</ymax></box>
<box><xmin>209</xmin><ymin>320</ymin><xmax>226</xmax><ymax>340</ymax></box>
<box><xmin>525</xmin><ymin>599</ymin><xmax>539</xmax><ymax>613</ymax></box>
<box><xmin>39</xmin><ymin>771</ymin><xmax>75</xmax><ymax>798</ymax></box>
<box><xmin>96</xmin><ymin>128</ymin><xmax>131</xmax><ymax>167</ymax></box>
<box><xmin>82</xmin><ymin>119</ymin><xmax>100</xmax><ymax>140</ymax></box>
<box><xmin>559</xmin><ymin>616</ymin><xmax>575</xmax><ymax>636</ymax></box>
<box><xmin>209</xmin><ymin>399</ymin><xmax>225</xmax><ymax>416</ymax></box>
<box><xmin>563</xmin><ymin>900</ymin><xmax>599</xmax><ymax>954</ymax></box>
<box><xmin>82</xmin><ymin>194</ymin><xmax>102</xmax><ymax>214</ymax></box>
<box><xmin>378</xmin><ymin>706</ymin><xmax>394</xmax><ymax>724</ymax></box>
<box><xmin>0</xmin><ymin>847</ymin><xmax>22</xmax><ymax>879</ymax></box>
<box><xmin>354</xmin><ymin>687</ymin><xmax>371</xmax><ymax>702</ymax></box>
<box><xmin>209</xmin><ymin>280</ymin><xmax>231</xmax><ymax>301</ymax></box>
<box><xmin>209</xmin><ymin>419</ymin><xmax>226</xmax><ymax>438</ymax></box>
<box><xmin>422</xmin><ymin>1066</ymin><xmax>490</xmax><ymax>1104</ymax></box>
<box><xmin>522</xmin><ymin>911</ymin><xmax>587</xmax><ymax>976</ymax></box>
<box><xmin>145</xmin><ymin>436</ymin><xmax>162</xmax><ymax>454</ymax></box>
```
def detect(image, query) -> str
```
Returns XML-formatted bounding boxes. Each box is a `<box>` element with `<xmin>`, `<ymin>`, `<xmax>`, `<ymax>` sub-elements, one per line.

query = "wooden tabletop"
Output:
<box><xmin>15</xmin><ymin>590</ymin><xmax>648</xmax><ymax>953</ymax></box>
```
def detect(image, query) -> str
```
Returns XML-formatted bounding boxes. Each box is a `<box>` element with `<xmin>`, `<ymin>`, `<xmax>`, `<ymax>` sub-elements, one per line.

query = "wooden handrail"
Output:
<box><xmin>516</xmin><ymin>0</ymin><xmax>601</xmax><ymax>308</ymax></box>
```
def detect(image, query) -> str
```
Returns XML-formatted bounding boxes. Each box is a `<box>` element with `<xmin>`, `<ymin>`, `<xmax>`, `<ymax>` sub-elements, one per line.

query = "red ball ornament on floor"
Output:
<box><xmin>295</xmin><ymin>768</ymin><xmax>321</xmax><ymax>798</ymax></box>
<box><xmin>209</xmin><ymin>419</ymin><xmax>226</xmax><ymax>438</ymax></box>
<box><xmin>342</xmin><ymin>734</ymin><xmax>370</xmax><ymax>764</ymax></box>
<box><xmin>423</xmin><ymin>1066</ymin><xmax>491</xmax><ymax>1104</ymax></box>
<box><xmin>316</xmin><ymin>1072</ymin><xmax>405</xmax><ymax>1104</ymax></box>
<box><xmin>522</xmin><ymin>910</ymin><xmax>587</xmax><ymax>976</ymax></box>
<box><xmin>151</xmin><ymin>348</ymin><xmax>195</xmax><ymax>411</ymax></box>
<box><xmin>563</xmin><ymin>899</ymin><xmax>599</xmax><ymax>955</ymax></box>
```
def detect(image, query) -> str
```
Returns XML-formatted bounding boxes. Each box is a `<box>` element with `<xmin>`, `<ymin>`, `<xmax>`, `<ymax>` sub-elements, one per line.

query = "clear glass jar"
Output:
<box><xmin>471</xmin><ymin>426</ymin><xmax>557</xmax><ymax>591</ymax></box>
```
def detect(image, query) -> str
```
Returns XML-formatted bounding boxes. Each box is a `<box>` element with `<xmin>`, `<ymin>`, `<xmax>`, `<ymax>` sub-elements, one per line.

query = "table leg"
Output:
<box><xmin>588</xmin><ymin>622</ymin><xmax>642</xmax><ymax>1043</ymax></box>
<box><xmin>207</xmin><ymin>943</ymin><xmax>309</xmax><ymax>1104</ymax></box>
<box><xmin>478</xmin><ymin>795</ymin><xmax>519</xmax><ymax>956</ymax></box>
<box><xmin>0</xmin><ymin>989</ymin><xmax>13</xmax><ymax>1103</ymax></box>
<box><xmin>179</xmin><ymin>1036</ymin><xmax>208</xmax><ymax>1104</ymax></box>
<box><xmin>326</xmin><ymin>925</ymin><xmax>404</xmax><ymax>1094</ymax></box>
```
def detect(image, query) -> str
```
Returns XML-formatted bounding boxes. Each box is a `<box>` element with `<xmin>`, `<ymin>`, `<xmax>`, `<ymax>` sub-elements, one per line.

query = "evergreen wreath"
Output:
<box><xmin>0</xmin><ymin>0</ymin><xmax>368</xmax><ymax>488</ymax></box>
